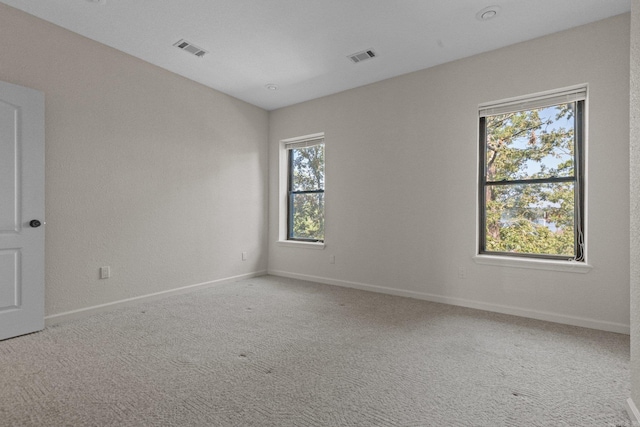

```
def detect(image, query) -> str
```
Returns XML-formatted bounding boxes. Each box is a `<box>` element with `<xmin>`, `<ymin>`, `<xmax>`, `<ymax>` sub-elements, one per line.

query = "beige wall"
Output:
<box><xmin>631</xmin><ymin>0</ymin><xmax>640</xmax><ymax>409</ymax></box>
<box><xmin>0</xmin><ymin>4</ymin><xmax>269</xmax><ymax>318</ymax></box>
<box><xmin>0</xmin><ymin>3</ymin><xmax>632</xmax><ymax>336</ymax></box>
<box><xmin>269</xmin><ymin>14</ymin><xmax>631</xmax><ymax>333</ymax></box>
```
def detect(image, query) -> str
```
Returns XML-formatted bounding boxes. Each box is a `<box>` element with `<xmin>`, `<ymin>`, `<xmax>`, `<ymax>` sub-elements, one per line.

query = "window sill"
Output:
<box><xmin>276</xmin><ymin>240</ymin><xmax>325</xmax><ymax>250</ymax></box>
<box><xmin>473</xmin><ymin>255</ymin><xmax>592</xmax><ymax>273</ymax></box>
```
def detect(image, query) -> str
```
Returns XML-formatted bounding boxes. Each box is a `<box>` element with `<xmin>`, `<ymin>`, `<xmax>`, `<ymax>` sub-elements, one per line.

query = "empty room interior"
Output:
<box><xmin>1</xmin><ymin>0</ymin><xmax>640</xmax><ymax>425</ymax></box>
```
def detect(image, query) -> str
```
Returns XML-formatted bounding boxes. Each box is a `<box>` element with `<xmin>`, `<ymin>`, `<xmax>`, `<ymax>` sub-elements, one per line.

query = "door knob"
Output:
<box><xmin>29</xmin><ymin>219</ymin><xmax>42</xmax><ymax>228</ymax></box>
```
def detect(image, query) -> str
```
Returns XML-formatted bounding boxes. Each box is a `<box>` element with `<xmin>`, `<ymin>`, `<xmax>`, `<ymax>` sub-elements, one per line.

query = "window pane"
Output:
<box><xmin>484</xmin><ymin>182</ymin><xmax>575</xmax><ymax>257</ymax></box>
<box><xmin>485</xmin><ymin>104</ymin><xmax>575</xmax><ymax>182</ymax></box>
<box><xmin>291</xmin><ymin>145</ymin><xmax>324</xmax><ymax>191</ymax></box>
<box><xmin>290</xmin><ymin>192</ymin><xmax>324</xmax><ymax>241</ymax></box>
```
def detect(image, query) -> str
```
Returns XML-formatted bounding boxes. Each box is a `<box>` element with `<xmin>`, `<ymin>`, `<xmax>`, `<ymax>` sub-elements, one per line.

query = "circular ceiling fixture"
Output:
<box><xmin>265</xmin><ymin>84</ymin><xmax>279</xmax><ymax>91</ymax></box>
<box><xmin>476</xmin><ymin>5</ymin><xmax>500</xmax><ymax>21</ymax></box>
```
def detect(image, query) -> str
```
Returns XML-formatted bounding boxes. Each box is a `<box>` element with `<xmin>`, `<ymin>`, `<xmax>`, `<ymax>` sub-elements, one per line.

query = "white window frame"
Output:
<box><xmin>277</xmin><ymin>133</ymin><xmax>326</xmax><ymax>249</ymax></box>
<box><xmin>474</xmin><ymin>85</ymin><xmax>592</xmax><ymax>273</ymax></box>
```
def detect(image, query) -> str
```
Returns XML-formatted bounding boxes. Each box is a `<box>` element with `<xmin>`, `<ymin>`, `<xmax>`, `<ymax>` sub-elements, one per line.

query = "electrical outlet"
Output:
<box><xmin>242</xmin><ymin>251</ymin><xmax>248</xmax><ymax>261</ymax></box>
<box><xmin>100</xmin><ymin>266</ymin><xmax>110</xmax><ymax>279</ymax></box>
<box><xmin>330</xmin><ymin>255</ymin><xmax>335</xmax><ymax>264</ymax></box>
<box><xmin>458</xmin><ymin>267</ymin><xmax>467</xmax><ymax>279</ymax></box>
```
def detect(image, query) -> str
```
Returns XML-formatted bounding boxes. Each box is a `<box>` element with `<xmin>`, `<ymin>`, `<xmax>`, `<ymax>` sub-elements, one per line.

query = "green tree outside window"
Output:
<box><xmin>480</xmin><ymin>98</ymin><xmax>585</xmax><ymax>260</ymax></box>
<box><xmin>288</xmin><ymin>143</ymin><xmax>324</xmax><ymax>242</ymax></box>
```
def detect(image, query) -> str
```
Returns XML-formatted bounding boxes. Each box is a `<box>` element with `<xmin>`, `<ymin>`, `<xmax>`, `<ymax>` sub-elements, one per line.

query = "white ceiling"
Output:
<box><xmin>1</xmin><ymin>0</ymin><xmax>630</xmax><ymax>110</ymax></box>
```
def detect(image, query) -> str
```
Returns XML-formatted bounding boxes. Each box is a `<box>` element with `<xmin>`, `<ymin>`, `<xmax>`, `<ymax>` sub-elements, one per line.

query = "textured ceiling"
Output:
<box><xmin>0</xmin><ymin>0</ymin><xmax>631</xmax><ymax>110</ymax></box>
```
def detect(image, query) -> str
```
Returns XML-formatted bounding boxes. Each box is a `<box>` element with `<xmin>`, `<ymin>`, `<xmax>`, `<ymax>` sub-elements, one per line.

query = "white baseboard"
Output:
<box><xmin>45</xmin><ymin>270</ymin><xmax>267</xmax><ymax>326</ymax></box>
<box><xmin>627</xmin><ymin>398</ymin><xmax>640</xmax><ymax>426</ymax></box>
<box><xmin>268</xmin><ymin>269</ymin><xmax>630</xmax><ymax>335</ymax></box>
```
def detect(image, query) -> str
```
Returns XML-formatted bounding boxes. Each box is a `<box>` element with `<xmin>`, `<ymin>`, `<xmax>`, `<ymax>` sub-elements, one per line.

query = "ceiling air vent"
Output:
<box><xmin>173</xmin><ymin>39</ymin><xmax>208</xmax><ymax>58</ymax></box>
<box><xmin>348</xmin><ymin>49</ymin><xmax>377</xmax><ymax>64</ymax></box>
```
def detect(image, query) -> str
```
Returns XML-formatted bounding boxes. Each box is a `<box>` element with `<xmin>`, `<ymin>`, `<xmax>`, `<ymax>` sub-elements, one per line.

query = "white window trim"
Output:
<box><xmin>277</xmin><ymin>132</ymin><xmax>326</xmax><ymax>250</ymax></box>
<box><xmin>473</xmin><ymin>254</ymin><xmax>592</xmax><ymax>273</ymax></box>
<box><xmin>276</xmin><ymin>240</ymin><xmax>325</xmax><ymax>250</ymax></box>
<box><xmin>476</xmin><ymin>84</ymin><xmax>590</xmax><ymax>270</ymax></box>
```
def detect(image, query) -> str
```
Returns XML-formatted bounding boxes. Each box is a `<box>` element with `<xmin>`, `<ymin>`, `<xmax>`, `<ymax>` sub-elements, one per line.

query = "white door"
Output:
<box><xmin>0</xmin><ymin>80</ymin><xmax>45</xmax><ymax>341</ymax></box>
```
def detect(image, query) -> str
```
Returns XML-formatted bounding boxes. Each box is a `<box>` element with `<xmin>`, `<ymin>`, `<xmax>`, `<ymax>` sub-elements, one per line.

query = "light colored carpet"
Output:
<box><xmin>0</xmin><ymin>275</ymin><xmax>631</xmax><ymax>426</ymax></box>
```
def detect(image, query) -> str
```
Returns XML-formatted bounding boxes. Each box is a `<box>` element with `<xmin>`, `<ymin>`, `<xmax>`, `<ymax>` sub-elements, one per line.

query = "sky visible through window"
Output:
<box><xmin>513</xmin><ymin>105</ymin><xmax>574</xmax><ymax>178</ymax></box>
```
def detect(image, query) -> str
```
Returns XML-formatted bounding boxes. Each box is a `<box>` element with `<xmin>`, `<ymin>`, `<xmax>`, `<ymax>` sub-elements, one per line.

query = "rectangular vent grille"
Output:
<box><xmin>348</xmin><ymin>49</ymin><xmax>376</xmax><ymax>63</ymax></box>
<box><xmin>173</xmin><ymin>39</ymin><xmax>208</xmax><ymax>58</ymax></box>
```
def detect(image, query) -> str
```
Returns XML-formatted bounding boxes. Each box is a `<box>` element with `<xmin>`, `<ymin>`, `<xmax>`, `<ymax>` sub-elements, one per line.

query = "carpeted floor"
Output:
<box><xmin>0</xmin><ymin>275</ymin><xmax>631</xmax><ymax>426</ymax></box>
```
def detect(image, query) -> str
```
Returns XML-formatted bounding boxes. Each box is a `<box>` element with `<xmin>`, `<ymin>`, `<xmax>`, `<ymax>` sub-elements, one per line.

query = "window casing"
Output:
<box><xmin>285</xmin><ymin>136</ymin><xmax>325</xmax><ymax>243</ymax></box>
<box><xmin>478</xmin><ymin>87</ymin><xmax>586</xmax><ymax>261</ymax></box>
